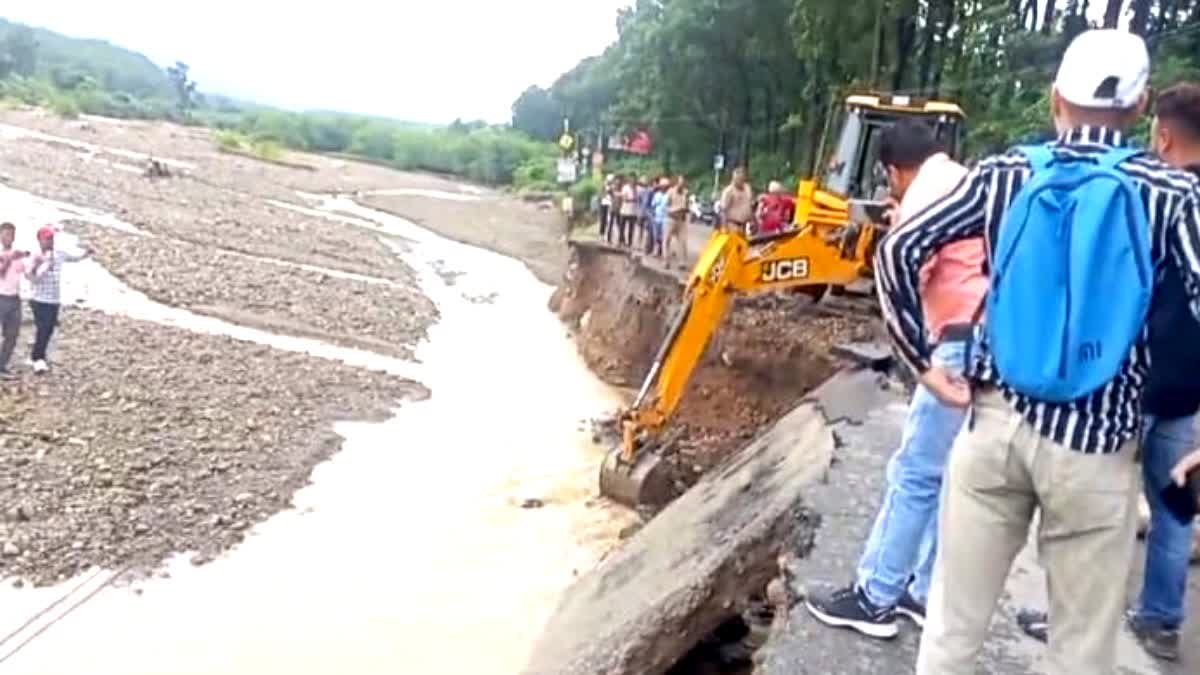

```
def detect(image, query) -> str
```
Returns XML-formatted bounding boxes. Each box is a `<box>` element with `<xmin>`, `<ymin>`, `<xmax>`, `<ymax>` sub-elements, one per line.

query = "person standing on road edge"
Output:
<box><xmin>27</xmin><ymin>225</ymin><xmax>91</xmax><ymax>374</ymax></box>
<box><xmin>651</xmin><ymin>177</ymin><xmax>670</xmax><ymax>259</ymax></box>
<box><xmin>619</xmin><ymin>176</ymin><xmax>638</xmax><ymax>248</ymax></box>
<box><xmin>804</xmin><ymin>120</ymin><xmax>985</xmax><ymax>639</ymax></box>
<box><xmin>665</xmin><ymin>176</ymin><xmax>690</xmax><ymax>269</ymax></box>
<box><xmin>599</xmin><ymin>174</ymin><xmax>614</xmax><ymax>242</ymax></box>
<box><xmin>720</xmin><ymin>167</ymin><xmax>754</xmax><ymax>234</ymax></box>
<box><xmin>639</xmin><ymin>175</ymin><xmax>656</xmax><ymax>254</ymax></box>
<box><xmin>0</xmin><ymin>222</ymin><xmax>29</xmax><ymax>379</ymax></box>
<box><xmin>634</xmin><ymin>176</ymin><xmax>651</xmax><ymax>251</ymax></box>
<box><xmin>1013</xmin><ymin>81</ymin><xmax>1200</xmax><ymax>664</ymax></box>
<box><xmin>875</xmin><ymin>30</ymin><xmax>1200</xmax><ymax>674</ymax></box>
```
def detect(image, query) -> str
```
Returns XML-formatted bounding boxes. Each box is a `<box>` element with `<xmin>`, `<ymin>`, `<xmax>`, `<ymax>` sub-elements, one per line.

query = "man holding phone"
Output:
<box><xmin>1015</xmin><ymin>81</ymin><xmax>1200</xmax><ymax>663</ymax></box>
<box><xmin>0</xmin><ymin>222</ymin><xmax>28</xmax><ymax>378</ymax></box>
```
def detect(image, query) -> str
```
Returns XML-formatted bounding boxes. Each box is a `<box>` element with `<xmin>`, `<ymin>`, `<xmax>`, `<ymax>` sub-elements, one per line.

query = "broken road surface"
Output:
<box><xmin>758</xmin><ymin>378</ymin><xmax>1199</xmax><ymax>674</ymax></box>
<box><xmin>522</xmin><ymin>382</ymin><xmax>840</xmax><ymax>675</ymax></box>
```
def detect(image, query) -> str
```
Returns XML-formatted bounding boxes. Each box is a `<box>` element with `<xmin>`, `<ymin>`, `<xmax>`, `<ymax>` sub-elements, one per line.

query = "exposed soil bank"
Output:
<box><xmin>549</xmin><ymin>242</ymin><xmax>882</xmax><ymax>495</ymax></box>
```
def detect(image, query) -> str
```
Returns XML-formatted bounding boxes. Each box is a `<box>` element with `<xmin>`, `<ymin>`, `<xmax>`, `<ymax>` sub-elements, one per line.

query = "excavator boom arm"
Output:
<box><xmin>622</xmin><ymin>209</ymin><xmax>878</xmax><ymax>458</ymax></box>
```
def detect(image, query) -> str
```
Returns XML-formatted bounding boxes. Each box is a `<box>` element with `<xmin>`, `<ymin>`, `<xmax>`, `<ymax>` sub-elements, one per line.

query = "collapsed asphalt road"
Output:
<box><xmin>526</xmin><ymin>365</ymin><xmax>1200</xmax><ymax>674</ymax></box>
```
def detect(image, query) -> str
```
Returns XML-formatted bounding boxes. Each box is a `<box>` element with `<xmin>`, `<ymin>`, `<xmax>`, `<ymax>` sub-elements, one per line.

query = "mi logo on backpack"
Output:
<box><xmin>984</xmin><ymin>144</ymin><xmax>1152</xmax><ymax>403</ymax></box>
<box><xmin>1078</xmin><ymin>341</ymin><xmax>1101</xmax><ymax>364</ymax></box>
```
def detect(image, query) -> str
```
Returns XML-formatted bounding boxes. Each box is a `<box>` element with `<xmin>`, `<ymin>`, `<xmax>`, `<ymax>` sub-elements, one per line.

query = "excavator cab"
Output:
<box><xmin>598</xmin><ymin>94</ymin><xmax>966</xmax><ymax>509</ymax></box>
<box><xmin>821</xmin><ymin>94</ymin><xmax>965</xmax><ymax>202</ymax></box>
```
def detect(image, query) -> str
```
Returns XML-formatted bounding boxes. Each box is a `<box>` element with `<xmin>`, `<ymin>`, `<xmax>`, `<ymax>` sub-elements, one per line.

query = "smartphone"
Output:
<box><xmin>1160</xmin><ymin>469</ymin><xmax>1200</xmax><ymax>525</ymax></box>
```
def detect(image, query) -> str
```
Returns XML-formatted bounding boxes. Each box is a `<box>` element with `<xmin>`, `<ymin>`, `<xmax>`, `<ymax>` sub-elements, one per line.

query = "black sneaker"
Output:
<box><xmin>1016</xmin><ymin>608</ymin><xmax>1048</xmax><ymax>642</ymax></box>
<box><xmin>804</xmin><ymin>584</ymin><xmax>898</xmax><ymax>639</ymax></box>
<box><xmin>896</xmin><ymin>590</ymin><xmax>926</xmax><ymax>628</ymax></box>
<box><xmin>1127</xmin><ymin>611</ymin><xmax>1181</xmax><ymax>662</ymax></box>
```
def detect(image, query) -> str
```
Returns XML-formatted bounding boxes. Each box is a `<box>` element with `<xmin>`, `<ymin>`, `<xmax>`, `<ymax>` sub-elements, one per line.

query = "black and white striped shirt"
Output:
<box><xmin>875</xmin><ymin>126</ymin><xmax>1200</xmax><ymax>454</ymax></box>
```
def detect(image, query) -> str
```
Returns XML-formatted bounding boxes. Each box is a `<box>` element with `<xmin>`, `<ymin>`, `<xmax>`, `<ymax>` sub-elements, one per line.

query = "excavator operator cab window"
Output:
<box><xmin>824</xmin><ymin>106</ymin><xmax>964</xmax><ymax>202</ymax></box>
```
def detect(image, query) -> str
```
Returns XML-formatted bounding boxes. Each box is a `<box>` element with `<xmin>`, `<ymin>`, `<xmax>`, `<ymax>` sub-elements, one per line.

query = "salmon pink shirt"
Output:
<box><xmin>895</xmin><ymin>153</ymin><xmax>989</xmax><ymax>342</ymax></box>
<box><xmin>0</xmin><ymin>254</ymin><xmax>25</xmax><ymax>297</ymax></box>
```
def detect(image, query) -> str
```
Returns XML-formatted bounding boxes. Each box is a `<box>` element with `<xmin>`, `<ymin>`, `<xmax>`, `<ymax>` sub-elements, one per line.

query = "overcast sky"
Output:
<box><xmin>3</xmin><ymin>0</ymin><xmax>631</xmax><ymax>124</ymax></box>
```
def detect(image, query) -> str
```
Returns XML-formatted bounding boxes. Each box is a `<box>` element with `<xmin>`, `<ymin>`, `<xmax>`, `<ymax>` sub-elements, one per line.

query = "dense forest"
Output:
<box><xmin>512</xmin><ymin>0</ymin><xmax>1200</xmax><ymax>192</ymax></box>
<box><xmin>0</xmin><ymin>18</ymin><xmax>556</xmax><ymax>188</ymax></box>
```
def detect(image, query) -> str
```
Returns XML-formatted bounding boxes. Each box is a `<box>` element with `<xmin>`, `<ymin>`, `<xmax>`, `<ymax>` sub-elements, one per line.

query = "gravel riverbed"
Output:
<box><xmin>0</xmin><ymin>108</ymin><xmax>451</xmax><ymax>586</ymax></box>
<box><xmin>0</xmin><ymin>310</ymin><xmax>425</xmax><ymax>586</ymax></box>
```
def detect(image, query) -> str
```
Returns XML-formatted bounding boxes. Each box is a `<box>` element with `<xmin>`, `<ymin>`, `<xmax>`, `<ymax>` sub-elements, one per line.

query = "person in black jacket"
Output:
<box><xmin>1017</xmin><ymin>81</ymin><xmax>1200</xmax><ymax>663</ymax></box>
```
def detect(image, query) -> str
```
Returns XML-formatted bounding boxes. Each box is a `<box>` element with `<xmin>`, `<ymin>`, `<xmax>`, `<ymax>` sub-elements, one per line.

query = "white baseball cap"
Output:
<box><xmin>1054</xmin><ymin>29</ymin><xmax>1150</xmax><ymax>109</ymax></box>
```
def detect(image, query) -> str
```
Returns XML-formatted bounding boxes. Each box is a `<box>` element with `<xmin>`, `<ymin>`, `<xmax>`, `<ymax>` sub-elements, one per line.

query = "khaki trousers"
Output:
<box><xmin>917</xmin><ymin>389</ymin><xmax>1140</xmax><ymax>675</ymax></box>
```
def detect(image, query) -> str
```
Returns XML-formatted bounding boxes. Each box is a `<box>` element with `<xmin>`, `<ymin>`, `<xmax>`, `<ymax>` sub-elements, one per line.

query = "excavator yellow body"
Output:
<box><xmin>599</xmin><ymin>93</ymin><xmax>966</xmax><ymax>508</ymax></box>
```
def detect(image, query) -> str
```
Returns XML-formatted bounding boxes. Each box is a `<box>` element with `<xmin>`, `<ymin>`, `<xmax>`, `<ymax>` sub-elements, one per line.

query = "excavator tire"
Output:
<box><xmin>599</xmin><ymin>446</ymin><xmax>675</xmax><ymax>509</ymax></box>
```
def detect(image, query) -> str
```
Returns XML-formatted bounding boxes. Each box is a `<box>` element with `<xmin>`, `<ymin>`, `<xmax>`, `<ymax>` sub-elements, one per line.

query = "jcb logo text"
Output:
<box><xmin>761</xmin><ymin>258</ymin><xmax>810</xmax><ymax>282</ymax></box>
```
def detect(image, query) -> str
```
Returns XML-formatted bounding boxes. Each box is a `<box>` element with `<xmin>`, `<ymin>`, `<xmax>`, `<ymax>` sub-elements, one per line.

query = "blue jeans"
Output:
<box><xmin>1134</xmin><ymin>413</ymin><xmax>1195</xmax><ymax>630</ymax></box>
<box><xmin>857</xmin><ymin>340</ymin><xmax>968</xmax><ymax>608</ymax></box>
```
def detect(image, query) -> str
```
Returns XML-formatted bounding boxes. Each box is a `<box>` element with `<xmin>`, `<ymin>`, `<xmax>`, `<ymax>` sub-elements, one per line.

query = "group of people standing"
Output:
<box><xmin>802</xmin><ymin>29</ymin><xmax>1200</xmax><ymax>674</ymax></box>
<box><xmin>595</xmin><ymin>166</ymin><xmax>801</xmax><ymax>271</ymax></box>
<box><xmin>0</xmin><ymin>222</ymin><xmax>90</xmax><ymax>378</ymax></box>
<box><xmin>599</xmin><ymin>174</ymin><xmax>692</xmax><ymax>269</ymax></box>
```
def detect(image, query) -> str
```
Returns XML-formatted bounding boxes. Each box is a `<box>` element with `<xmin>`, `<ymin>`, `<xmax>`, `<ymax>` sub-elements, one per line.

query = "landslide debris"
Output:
<box><xmin>555</xmin><ymin>244</ymin><xmax>882</xmax><ymax>498</ymax></box>
<box><xmin>0</xmin><ymin>310</ymin><xmax>425</xmax><ymax>587</ymax></box>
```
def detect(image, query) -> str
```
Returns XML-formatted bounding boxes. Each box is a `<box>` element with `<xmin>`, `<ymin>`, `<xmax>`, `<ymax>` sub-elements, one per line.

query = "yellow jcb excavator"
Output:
<box><xmin>599</xmin><ymin>93</ymin><xmax>966</xmax><ymax>508</ymax></box>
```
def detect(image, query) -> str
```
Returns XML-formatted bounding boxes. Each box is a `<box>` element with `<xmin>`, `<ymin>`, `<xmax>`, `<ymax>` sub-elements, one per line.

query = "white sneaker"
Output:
<box><xmin>32</xmin><ymin>360</ymin><xmax>48</xmax><ymax>374</ymax></box>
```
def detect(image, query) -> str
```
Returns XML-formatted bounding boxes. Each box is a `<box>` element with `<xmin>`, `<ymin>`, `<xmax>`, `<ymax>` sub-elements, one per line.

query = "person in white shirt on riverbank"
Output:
<box><xmin>27</xmin><ymin>225</ymin><xmax>91</xmax><ymax>374</ymax></box>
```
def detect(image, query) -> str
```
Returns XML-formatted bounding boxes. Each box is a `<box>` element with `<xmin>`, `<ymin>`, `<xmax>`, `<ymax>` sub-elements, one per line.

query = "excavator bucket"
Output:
<box><xmin>599</xmin><ymin>445</ymin><xmax>674</xmax><ymax>508</ymax></box>
<box><xmin>596</xmin><ymin>296</ymin><xmax>697</xmax><ymax>509</ymax></box>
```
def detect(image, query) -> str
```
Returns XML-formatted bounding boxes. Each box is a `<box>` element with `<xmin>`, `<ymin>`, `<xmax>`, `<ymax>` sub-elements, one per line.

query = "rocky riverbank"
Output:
<box><xmin>0</xmin><ymin>310</ymin><xmax>425</xmax><ymax>587</ymax></box>
<box><xmin>0</xmin><ymin>108</ymin><xmax>452</xmax><ymax>586</ymax></box>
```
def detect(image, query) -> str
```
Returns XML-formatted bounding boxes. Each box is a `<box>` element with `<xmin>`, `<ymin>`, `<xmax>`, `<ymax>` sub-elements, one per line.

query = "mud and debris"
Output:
<box><xmin>551</xmin><ymin>242</ymin><xmax>883</xmax><ymax>499</ymax></box>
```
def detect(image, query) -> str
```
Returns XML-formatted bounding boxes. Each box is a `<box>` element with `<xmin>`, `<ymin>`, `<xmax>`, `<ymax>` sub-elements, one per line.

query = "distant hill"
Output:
<box><xmin>0</xmin><ymin>17</ymin><xmax>172</xmax><ymax>99</ymax></box>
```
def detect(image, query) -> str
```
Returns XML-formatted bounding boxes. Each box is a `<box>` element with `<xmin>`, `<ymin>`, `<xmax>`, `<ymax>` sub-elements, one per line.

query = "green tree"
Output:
<box><xmin>0</xmin><ymin>25</ymin><xmax>38</xmax><ymax>77</ymax></box>
<box><xmin>165</xmin><ymin>60</ymin><xmax>197</xmax><ymax>117</ymax></box>
<box><xmin>511</xmin><ymin>86</ymin><xmax>563</xmax><ymax>141</ymax></box>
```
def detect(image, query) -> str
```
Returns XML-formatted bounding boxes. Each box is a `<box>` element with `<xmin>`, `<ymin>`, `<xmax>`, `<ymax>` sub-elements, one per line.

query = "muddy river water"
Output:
<box><xmin>0</xmin><ymin>181</ymin><xmax>634</xmax><ymax>673</ymax></box>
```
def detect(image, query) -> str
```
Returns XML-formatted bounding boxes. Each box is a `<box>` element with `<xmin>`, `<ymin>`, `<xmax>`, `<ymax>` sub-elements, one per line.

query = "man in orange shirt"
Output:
<box><xmin>805</xmin><ymin>120</ymin><xmax>986</xmax><ymax>639</ymax></box>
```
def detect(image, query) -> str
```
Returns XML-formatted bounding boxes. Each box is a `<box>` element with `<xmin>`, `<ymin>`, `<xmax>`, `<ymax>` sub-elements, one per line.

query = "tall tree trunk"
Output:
<box><xmin>1042</xmin><ymin>0</ymin><xmax>1057</xmax><ymax>33</ymax></box>
<box><xmin>892</xmin><ymin>14</ymin><xmax>920</xmax><ymax>90</ymax></box>
<box><xmin>918</xmin><ymin>2</ymin><xmax>939</xmax><ymax>92</ymax></box>
<box><xmin>1130</xmin><ymin>0</ymin><xmax>1151</xmax><ymax>33</ymax></box>
<box><xmin>932</xmin><ymin>0</ymin><xmax>958</xmax><ymax>94</ymax></box>
<box><xmin>871</xmin><ymin>0</ymin><xmax>887</xmax><ymax>86</ymax></box>
<box><xmin>1023</xmin><ymin>0</ymin><xmax>1039</xmax><ymax>29</ymax></box>
<box><xmin>1103</xmin><ymin>0</ymin><xmax>1123</xmax><ymax>27</ymax></box>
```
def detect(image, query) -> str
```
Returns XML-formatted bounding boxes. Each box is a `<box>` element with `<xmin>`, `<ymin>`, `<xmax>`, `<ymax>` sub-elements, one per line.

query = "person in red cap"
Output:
<box><xmin>27</xmin><ymin>225</ymin><xmax>91</xmax><ymax>374</ymax></box>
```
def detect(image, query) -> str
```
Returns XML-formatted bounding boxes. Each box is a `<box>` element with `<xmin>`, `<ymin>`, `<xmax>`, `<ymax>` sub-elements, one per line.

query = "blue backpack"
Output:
<box><xmin>985</xmin><ymin>144</ymin><xmax>1153</xmax><ymax>403</ymax></box>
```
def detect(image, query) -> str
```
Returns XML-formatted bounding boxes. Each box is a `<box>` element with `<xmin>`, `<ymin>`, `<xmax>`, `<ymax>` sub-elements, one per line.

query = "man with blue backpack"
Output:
<box><xmin>873</xmin><ymin>29</ymin><xmax>1200</xmax><ymax>675</ymax></box>
<box><xmin>1014</xmin><ymin>81</ymin><xmax>1200</xmax><ymax>664</ymax></box>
